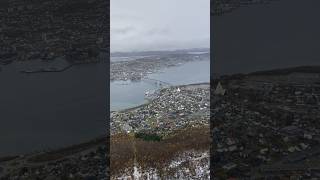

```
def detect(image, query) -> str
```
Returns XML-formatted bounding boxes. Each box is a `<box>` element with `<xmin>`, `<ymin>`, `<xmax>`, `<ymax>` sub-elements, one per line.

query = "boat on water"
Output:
<box><xmin>20</xmin><ymin>69</ymin><xmax>41</xmax><ymax>73</ymax></box>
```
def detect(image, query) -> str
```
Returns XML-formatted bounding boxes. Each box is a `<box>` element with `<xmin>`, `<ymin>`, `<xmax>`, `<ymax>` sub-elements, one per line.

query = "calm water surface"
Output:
<box><xmin>0</xmin><ymin>61</ymin><xmax>107</xmax><ymax>156</ymax></box>
<box><xmin>111</xmin><ymin>59</ymin><xmax>210</xmax><ymax>111</ymax></box>
<box><xmin>0</xmin><ymin>57</ymin><xmax>209</xmax><ymax>156</ymax></box>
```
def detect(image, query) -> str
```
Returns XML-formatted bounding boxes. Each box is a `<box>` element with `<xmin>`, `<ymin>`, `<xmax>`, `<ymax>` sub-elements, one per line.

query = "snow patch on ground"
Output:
<box><xmin>112</xmin><ymin>150</ymin><xmax>209</xmax><ymax>179</ymax></box>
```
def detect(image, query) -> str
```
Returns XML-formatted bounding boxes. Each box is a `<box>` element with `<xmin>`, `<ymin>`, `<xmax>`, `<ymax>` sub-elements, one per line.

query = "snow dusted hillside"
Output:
<box><xmin>113</xmin><ymin>151</ymin><xmax>209</xmax><ymax>180</ymax></box>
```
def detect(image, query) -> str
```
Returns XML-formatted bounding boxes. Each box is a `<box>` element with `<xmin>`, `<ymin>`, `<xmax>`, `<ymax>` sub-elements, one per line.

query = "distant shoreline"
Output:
<box><xmin>112</xmin><ymin>82</ymin><xmax>210</xmax><ymax>114</ymax></box>
<box><xmin>0</xmin><ymin>82</ymin><xmax>209</xmax><ymax>163</ymax></box>
<box><xmin>0</xmin><ymin>135</ymin><xmax>106</xmax><ymax>163</ymax></box>
<box><xmin>3</xmin><ymin>65</ymin><xmax>317</xmax><ymax>159</ymax></box>
<box><xmin>20</xmin><ymin>59</ymin><xmax>101</xmax><ymax>74</ymax></box>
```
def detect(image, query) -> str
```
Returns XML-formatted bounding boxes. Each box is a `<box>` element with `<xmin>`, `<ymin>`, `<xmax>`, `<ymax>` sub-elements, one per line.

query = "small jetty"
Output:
<box><xmin>20</xmin><ymin>64</ymin><xmax>73</xmax><ymax>73</ymax></box>
<box><xmin>19</xmin><ymin>57</ymin><xmax>73</xmax><ymax>74</ymax></box>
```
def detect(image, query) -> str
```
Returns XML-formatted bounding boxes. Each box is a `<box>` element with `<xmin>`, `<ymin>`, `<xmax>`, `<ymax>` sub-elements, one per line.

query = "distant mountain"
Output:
<box><xmin>111</xmin><ymin>48</ymin><xmax>209</xmax><ymax>57</ymax></box>
<box><xmin>211</xmin><ymin>0</ymin><xmax>280</xmax><ymax>16</ymax></box>
<box><xmin>249</xmin><ymin>66</ymin><xmax>320</xmax><ymax>76</ymax></box>
<box><xmin>213</xmin><ymin>66</ymin><xmax>320</xmax><ymax>82</ymax></box>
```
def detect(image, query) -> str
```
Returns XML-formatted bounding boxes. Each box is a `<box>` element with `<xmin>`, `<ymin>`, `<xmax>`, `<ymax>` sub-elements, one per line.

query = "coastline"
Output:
<box><xmin>0</xmin><ymin>135</ymin><xmax>108</xmax><ymax>179</ymax></box>
<box><xmin>1</xmin><ymin>82</ymin><xmax>209</xmax><ymax>163</ymax></box>
<box><xmin>113</xmin><ymin>82</ymin><xmax>210</xmax><ymax>114</ymax></box>
<box><xmin>0</xmin><ymin>136</ymin><xmax>107</xmax><ymax>163</ymax></box>
<box><xmin>20</xmin><ymin>58</ymin><xmax>102</xmax><ymax>74</ymax></box>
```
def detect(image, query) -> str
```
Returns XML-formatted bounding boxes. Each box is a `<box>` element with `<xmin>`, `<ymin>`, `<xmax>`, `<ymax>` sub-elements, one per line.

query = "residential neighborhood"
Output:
<box><xmin>212</xmin><ymin>67</ymin><xmax>320</xmax><ymax>179</ymax></box>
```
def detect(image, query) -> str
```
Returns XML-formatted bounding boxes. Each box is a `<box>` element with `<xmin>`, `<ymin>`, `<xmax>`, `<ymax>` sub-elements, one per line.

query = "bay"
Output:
<box><xmin>110</xmin><ymin>59</ymin><xmax>210</xmax><ymax>111</ymax></box>
<box><xmin>0</xmin><ymin>61</ymin><xmax>107</xmax><ymax>156</ymax></box>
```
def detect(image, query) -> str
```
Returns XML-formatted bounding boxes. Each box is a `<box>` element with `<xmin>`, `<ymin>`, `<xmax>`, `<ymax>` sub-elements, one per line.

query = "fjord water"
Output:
<box><xmin>0</xmin><ymin>56</ymin><xmax>209</xmax><ymax>156</ymax></box>
<box><xmin>110</xmin><ymin>59</ymin><xmax>210</xmax><ymax>111</ymax></box>
<box><xmin>0</xmin><ymin>61</ymin><xmax>107</xmax><ymax>157</ymax></box>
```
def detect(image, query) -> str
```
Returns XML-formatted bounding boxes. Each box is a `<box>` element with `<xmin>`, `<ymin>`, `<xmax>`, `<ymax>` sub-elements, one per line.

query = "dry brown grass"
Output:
<box><xmin>110</xmin><ymin>133</ymin><xmax>135</xmax><ymax>175</ymax></box>
<box><xmin>110</xmin><ymin>125</ymin><xmax>210</xmax><ymax>176</ymax></box>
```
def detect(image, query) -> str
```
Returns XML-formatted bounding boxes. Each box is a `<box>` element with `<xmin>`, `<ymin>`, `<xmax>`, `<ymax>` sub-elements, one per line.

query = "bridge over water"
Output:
<box><xmin>142</xmin><ymin>77</ymin><xmax>171</xmax><ymax>87</ymax></box>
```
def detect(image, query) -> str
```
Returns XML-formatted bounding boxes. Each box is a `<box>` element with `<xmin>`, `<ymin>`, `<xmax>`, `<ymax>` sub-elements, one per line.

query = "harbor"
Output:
<box><xmin>111</xmin><ymin>54</ymin><xmax>210</xmax><ymax>111</ymax></box>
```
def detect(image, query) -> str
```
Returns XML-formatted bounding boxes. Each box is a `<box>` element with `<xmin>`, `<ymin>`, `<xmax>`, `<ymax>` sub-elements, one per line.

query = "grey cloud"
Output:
<box><xmin>145</xmin><ymin>28</ymin><xmax>170</xmax><ymax>36</ymax></box>
<box><xmin>111</xmin><ymin>0</ymin><xmax>210</xmax><ymax>52</ymax></box>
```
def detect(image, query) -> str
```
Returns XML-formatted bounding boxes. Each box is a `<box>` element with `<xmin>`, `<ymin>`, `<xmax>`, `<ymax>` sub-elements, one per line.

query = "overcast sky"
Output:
<box><xmin>111</xmin><ymin>0</ymin><xmax>209</xmax><ymax>52</ymax></box>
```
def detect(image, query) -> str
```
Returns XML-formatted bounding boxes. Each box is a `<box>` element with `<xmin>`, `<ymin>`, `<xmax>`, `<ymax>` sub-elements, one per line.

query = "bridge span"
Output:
<box><xmin>142</xmin><ymin>77</ymin><xmax>171</xmax><ymax>87</ymax></box>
